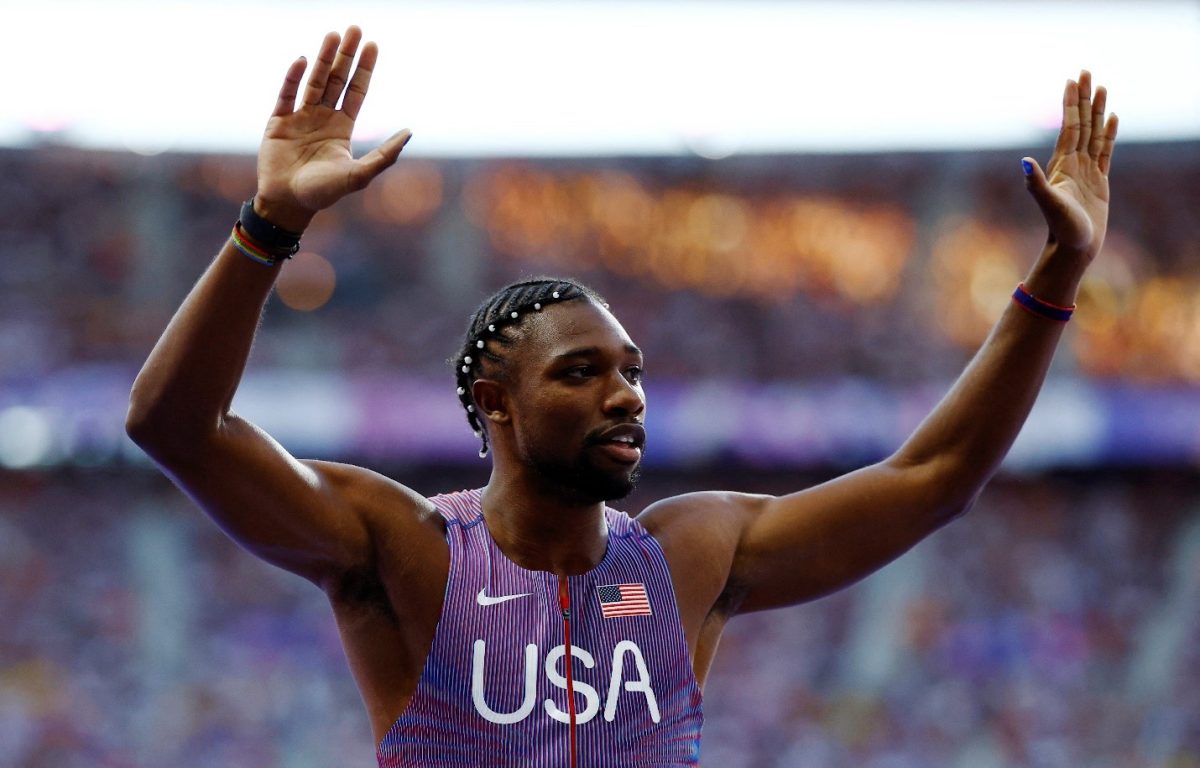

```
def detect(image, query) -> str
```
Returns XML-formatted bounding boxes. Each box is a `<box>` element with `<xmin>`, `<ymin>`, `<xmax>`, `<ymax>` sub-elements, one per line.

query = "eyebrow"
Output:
<box><xmin>552</xmin><ymin>344</ymin><xmax>643</xmax><ymax>361</ymax></box>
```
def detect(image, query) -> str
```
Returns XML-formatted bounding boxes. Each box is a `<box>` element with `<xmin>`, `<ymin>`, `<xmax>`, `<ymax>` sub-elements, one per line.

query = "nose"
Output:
<box><xmin>603</xmin><ymin>371</ymin><xmax>645</xmax><ymax>419</ymax></box>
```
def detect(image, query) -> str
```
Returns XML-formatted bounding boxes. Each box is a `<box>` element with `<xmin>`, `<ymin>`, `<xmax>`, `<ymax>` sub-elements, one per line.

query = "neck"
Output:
<box><xmin>480</xmin><ymin>469</ymin><xmax>609</xmax><ymax>576</ymax></box>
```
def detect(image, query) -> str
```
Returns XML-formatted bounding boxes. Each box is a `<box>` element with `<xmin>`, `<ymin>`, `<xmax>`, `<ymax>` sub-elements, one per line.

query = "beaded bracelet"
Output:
<box><xmin>1011</xmin><ymin>283</ymin><xmax>1075</xmax><ymax>322</ymax></box>
<box><xmin>230</xmin><ymin>223</ymin><xmax>282</xmax><ymax>267</ymax></box>
<box><xmin>237</xmin><ymin>197</ymin><xmax>302</xmax><ymax>260</ymax></box>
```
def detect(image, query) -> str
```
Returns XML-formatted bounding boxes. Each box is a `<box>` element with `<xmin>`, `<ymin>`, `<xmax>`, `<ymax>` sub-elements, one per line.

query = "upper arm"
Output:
<box><xmin>728</xmin><ymin>458</ymin><xmax>967</xmax><ymax>613</ymax></box>
<box><xmin>147</xmin><ymin>410</ymin><xmax>437</xmax><ymax>589</ymax></box>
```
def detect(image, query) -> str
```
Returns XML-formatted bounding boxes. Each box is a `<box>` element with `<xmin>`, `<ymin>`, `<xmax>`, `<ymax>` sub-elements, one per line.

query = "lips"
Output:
<box><xmin>592</xmin><ymin>423</ymin><xmax>646</xmax><ymax>464</ymax></box>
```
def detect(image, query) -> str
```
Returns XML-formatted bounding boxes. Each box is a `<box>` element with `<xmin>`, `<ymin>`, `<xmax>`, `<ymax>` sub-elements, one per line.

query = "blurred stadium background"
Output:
<box><xmin>2</xmin><ymin>1</ymin><xmax>1200</xmax><ymax>766</ymax></box>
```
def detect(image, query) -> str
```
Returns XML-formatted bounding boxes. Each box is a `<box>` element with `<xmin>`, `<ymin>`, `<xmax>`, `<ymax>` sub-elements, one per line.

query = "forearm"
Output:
<box><xmin>891</xmin><ymin>241</ymin><xmax>1087</xmax><ymax>510</ymax></box>
<box><xmin>128</xmin><ymin>23</ymin><xmax>408</xmax><ymax>456</ymax></box>
<box><xmin>126</xmin><ymin>238</ymin><xmax>281</xmax><ymax>452</ymax></box>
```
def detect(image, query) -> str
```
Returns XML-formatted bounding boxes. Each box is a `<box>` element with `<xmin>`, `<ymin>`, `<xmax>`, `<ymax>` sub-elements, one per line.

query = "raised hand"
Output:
<box><xmin>255</xmin><ymin>26</ymin><xmax>411</xmax><ymax>232</ymax></box>
<box><xmin>1022</xmin><ymin>70</ymin><xmax>1119</xmax><ymax>262</ymax></box>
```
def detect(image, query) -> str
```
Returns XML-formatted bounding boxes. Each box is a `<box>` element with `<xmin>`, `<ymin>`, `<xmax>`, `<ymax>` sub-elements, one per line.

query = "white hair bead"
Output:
<box><xmin>461</xmin><ymin>365</ymin><xmax>469</xmax><ymax>373</ymax></box>
<box><xmin>476</xmin><ymin>340</ymin><xmax>484</xmax><ymax>349</ymax></box>
<box><xmin>510</xmin><ymin>311</ymin><xmax>519</xmax><ymax>319</ymax></box>
<box><xmin>552</xmin><ymin>291</ymin><xmax>560</xmax><ymax>299</ymax></box>
<box><xmin>463</xmin><ymin>356</ymin><xmax>472</xmax><ymax>364</ymax></box>
<box><xmin>457</xmin><ymin>387</ymin><xmax>465</xmax><ymax>395</ymax></box>
<box><xmin>488</xmin><ymin>324</ymin><xmax>496</xmax><ymax>332</ymax></box>
<box><xmin>534</xmin><ymin>303</ymin><xmax>542</xmax><ymax>311</ymax></box>
<box><xmin>467</xmin><ymin>405</ymin><xmax>475</xmax><ymax>413</ymax></box>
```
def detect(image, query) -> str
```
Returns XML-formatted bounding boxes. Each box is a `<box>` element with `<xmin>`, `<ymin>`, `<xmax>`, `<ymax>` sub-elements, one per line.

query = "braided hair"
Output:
<box><xmin>453</xmin><ymin>277</ymin><xmax>607</xmax><ymax>457</ymax></box>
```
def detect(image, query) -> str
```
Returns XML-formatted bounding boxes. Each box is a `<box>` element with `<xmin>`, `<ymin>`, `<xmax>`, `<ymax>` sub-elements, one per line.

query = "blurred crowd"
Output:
<box><xmin>1</xmin><ymin>468</ymin><xmax>1197</xmax><ymax>767</ymax></box>
<box><xmin>0</xmin><ymin>141</ymin><xmax>1197</xmax><ymax>390</ymax></box>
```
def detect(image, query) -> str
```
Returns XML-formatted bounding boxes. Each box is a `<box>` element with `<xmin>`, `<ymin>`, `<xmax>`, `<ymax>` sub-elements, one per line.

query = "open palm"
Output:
<box><xmin>1023</xmin><ymin>71</ymin><xmax>1119</xmax><ymax>261</ymax></box>
<box><xmin>255</xmin><ymin>27</ymin><xmax>410</xmax><ymax>232</ymax></box>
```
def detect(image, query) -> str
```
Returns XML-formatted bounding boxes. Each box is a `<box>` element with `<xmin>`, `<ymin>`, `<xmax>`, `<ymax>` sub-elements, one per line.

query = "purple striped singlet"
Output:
<box><xmin>376</xmin><ymin>489</ymin><xmax>703</xmax><ymax>767</ymax></box>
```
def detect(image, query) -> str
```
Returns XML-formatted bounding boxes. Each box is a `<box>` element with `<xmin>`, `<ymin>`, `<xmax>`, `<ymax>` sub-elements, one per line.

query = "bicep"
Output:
<box><xmin>157</xmin><ymin>412</ymin><xmax>402</xmax><ymax>586</ymax></box>
<box><xmin>730</xmin><ymin>459</ymin><xmax>963</xmax><ymax>613</ymax></box>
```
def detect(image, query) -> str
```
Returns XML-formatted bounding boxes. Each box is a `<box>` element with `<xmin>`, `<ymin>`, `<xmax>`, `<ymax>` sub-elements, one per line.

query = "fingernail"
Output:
<box><xmin>1021</xmin><ymin>159</ymin><xmax>1034</xmax><ymax>176</ymax></box>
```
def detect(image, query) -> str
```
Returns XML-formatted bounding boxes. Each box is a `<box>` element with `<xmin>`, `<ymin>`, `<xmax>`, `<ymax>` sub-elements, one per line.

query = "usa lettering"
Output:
<box><xmin>471</xmin><ymin>640</ymin><xmax>661</xmax><ymax>725</ymax></box>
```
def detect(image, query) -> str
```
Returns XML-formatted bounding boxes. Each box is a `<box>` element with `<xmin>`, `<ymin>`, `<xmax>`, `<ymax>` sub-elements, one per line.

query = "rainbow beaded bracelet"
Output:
<box><xmin>230</xmin><ymin>223</ymin><xmax>282</xmax><ymax>267</ymax></box>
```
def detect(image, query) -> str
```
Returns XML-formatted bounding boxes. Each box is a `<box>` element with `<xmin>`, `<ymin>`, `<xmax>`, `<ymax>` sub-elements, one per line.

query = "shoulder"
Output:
<box><xmin>636</xmin><ymin>490</ymin><xmax>772</xmax><ymax>545</ymax></box>
<box><xmin>302</xmin><ymin>459</ymin><xmax>447</xmax><ymax>553</ymax></box>
<box><xmin>425</xmin><ymin>487</ymin><xmax>486</xmax><ymax>525</ymax></box>
<box><xmin>634</xmin><ymin>491</ymin><xmax>772</xmax><ymax>620</ymax></box>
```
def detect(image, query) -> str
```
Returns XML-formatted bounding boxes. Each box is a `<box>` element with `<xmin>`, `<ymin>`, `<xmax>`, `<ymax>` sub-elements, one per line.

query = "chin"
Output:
<box><xmin>543</xmin><ymin>460</ymin><xmax>641</xmax><ymax>505</ymax></box>
<box><xmin>597</xmin><ymin>468</ymin><xmax>638</xmax><ymax>504</ymax></box>
<box><xmin>525</xmin><ymin>440</ymin><xmax>644</xmax><ymax>504</ymax></box>
<box><xmin>598</xmin><ymin>465</ymin><xmax>641</xmax><ymax>502</ymax></box>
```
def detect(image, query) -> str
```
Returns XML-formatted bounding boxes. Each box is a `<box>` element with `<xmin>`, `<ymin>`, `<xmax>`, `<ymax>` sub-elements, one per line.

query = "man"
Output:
<box><xmin>126</xmin><ymin>25</ymin><xmax>1118</xmax><ymax>767</ymax></box>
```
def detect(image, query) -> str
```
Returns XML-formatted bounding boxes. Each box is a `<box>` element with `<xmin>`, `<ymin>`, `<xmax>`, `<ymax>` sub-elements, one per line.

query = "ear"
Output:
<box><xmin>472</xmin><ymin>378</ymin><xmax>510</xmax><ymax>425</ymax></box>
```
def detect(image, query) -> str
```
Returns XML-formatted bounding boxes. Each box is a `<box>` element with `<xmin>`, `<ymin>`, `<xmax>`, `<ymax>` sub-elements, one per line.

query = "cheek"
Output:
<box><xmin>517</xmin><ymin>391</ymin><xmax>591</xmax><ymax>440</ymax></box>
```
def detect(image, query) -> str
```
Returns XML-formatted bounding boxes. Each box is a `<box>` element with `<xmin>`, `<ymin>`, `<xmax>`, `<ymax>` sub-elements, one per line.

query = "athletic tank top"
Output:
<box><xmin>376</xmin><ymin>488</ymin><xmax>703</xmax><ymax>767</ymax></box>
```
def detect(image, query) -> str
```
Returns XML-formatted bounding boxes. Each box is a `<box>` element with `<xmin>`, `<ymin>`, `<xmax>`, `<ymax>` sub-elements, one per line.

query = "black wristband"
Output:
<box><xmin>238</xmin><ymin>197</ymin><xmax>302</xmax><ymax>258</ymax></box>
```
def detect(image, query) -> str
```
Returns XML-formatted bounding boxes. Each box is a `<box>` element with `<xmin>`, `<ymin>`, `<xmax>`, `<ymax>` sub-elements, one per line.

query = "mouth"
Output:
<box><xmin>592</xmin><ymin>423</ymin><xmax>646</xmax><ymax>465</ymax></box>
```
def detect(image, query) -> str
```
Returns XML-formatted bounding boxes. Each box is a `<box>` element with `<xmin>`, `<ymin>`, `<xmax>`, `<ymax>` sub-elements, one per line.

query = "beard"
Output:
<box><xmin>523</xmin><ymin>435</ymin><xmax>643</xmax><ymax>505</ymax></box>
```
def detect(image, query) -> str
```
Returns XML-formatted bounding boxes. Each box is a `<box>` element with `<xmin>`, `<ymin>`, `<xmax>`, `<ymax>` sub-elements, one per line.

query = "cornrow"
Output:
<box><xmin>453</xmin><ymin>277</ymin><xmax>607</xmax><ymax>457</ymax></box>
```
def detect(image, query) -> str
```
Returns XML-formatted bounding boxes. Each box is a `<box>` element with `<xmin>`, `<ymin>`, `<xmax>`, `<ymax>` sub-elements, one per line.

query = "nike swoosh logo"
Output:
<box><xmin>476</xmin><ymin>588</ymin><xmax>533</xmax><ymax>606</ymax></box>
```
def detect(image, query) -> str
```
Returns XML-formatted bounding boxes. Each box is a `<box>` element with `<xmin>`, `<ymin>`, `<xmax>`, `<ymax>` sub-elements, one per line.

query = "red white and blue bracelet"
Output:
<box><xmin>1011</xmin><ymin>283</ymin><xmax>1075</xmax><ymax>322</ymax></box>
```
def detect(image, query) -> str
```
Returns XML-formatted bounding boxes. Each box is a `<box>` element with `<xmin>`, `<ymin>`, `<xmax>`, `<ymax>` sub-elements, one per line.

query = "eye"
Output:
<box><xmin>565</xmin><ymin>365</ymin><xmax>596</xmax><ymax>379</ymax></box>
<box><xmin>625</xmin><ymin>366</ymin><xmax>644</xmax><ymax>384</ymax></box>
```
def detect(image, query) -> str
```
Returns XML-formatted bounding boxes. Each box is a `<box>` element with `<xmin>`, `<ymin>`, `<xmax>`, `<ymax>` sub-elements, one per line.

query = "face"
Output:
<box><xmin>503</xmin><ymin>299</ymin><xmax>646</xmax><ymax>504</ymax></box>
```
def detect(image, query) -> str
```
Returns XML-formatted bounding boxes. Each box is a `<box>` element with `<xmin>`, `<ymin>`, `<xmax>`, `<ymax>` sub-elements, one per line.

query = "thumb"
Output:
<box><xmin>376</xmin><ymin>128</ymin><xmax>413</xmax><ymax>165</ymax></box>
<box><xmin>1021</xmin><ymin>156</ymin><xmax>1053</xmax><ymax>208</ymax></box>
<box><xmin>349</xmin><ymin>129</ymin><xmax>412</xmax><ymax>190</ymax></box>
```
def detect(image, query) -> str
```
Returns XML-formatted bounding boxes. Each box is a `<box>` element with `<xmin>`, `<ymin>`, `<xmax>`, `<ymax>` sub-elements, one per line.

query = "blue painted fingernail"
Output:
<box><xmin>1021</xmin><ymin>159</ymin><xmax>1034</xmax><ymax>176</ymax></box>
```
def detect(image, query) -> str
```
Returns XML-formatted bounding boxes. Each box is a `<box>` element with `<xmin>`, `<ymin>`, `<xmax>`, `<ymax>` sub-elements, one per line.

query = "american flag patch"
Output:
<box><xmin>597</xmin><ymin>583</ymin><xmax>652</xmax><ymax>618</ymax></box>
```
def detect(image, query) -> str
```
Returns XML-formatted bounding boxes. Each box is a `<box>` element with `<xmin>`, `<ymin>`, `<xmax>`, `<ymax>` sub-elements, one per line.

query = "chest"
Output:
<box><xmin>431</xmin><ymin>524</ymin><xmax>691</xmax><ymax>727</ymax></box>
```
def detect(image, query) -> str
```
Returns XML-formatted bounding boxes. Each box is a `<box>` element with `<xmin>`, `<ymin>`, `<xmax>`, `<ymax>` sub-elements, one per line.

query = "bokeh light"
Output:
<box><xmin>276</xmin><ymin>251</ymin><xmax>337</xmax><ymax>312</ymax></box>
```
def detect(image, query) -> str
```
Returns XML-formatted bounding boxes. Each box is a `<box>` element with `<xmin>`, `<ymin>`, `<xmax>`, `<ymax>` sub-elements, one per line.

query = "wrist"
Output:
<box><xmin>1021</xmin><ymin>240</ymin><xmax>1089</xmax><ymax>307</ymax></box>
<box><xmin>252</xmin><ymin>195</ymin><xmax>314</xmax><ymax>234</ymax></box>
<box><xmin>234</xmin><ymin>197</ymin><xmax>304</xmax><ymax>267</ymax></box>
<box><xmin>1012</xmin><ymin>283</ymin><xmax>1074</xmax><ymax>322</ymax></box>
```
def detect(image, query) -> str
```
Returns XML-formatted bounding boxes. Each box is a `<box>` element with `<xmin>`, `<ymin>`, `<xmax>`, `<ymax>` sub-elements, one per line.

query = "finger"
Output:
<box><xmin>1054</xmin><ymin>78</ymin><xmax>1080</xmax><ymax>158</ymax></box>
<box><xmin>1087</xmin><ymin>85</ymin><xmax>1108</xmax><ymax>158</ymax></box>
<box><xmin>348</xmin><ymin>129</ymin><xmax>412</xmax><ymax>191</ymax></box>
<box><xmin>1097</xmin><ymin>113</ymin><xmax>1119</xmax><ymax>175</ymax></box>
<box><xmin>301</xmin><ymin>31</ymin><xmax>341</xmax><ymax>107</ymax></box>
<box><xmin>1021</xmin><ymin>156</ymin><xmax>1051</xmax><ymax>203</ymax></box>
<box><xmin>272</xmin><ymin>57</ymin><xmax>308</xmax><ymax>117</ymax></box>
<box><xmin>1076</xmin><ymin>70</ymin><xmax>1092</xmax><ymax>153</ymax></box>
<box><xmin>322</xmin><ymin>26</ymin><xmax>363</xmax><ymax>109</ymax></box>
<box><xmin>341</xmin><ymin>41</ymin><xmax>379</xmax><ymax>121</ymax></box>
